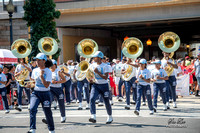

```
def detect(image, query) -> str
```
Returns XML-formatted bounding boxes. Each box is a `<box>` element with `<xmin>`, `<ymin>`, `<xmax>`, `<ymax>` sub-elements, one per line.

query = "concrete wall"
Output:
<box><xmin>56</xmin><ymin>2</ymin><xmax>200</xmax><ymax>26</ymax></box>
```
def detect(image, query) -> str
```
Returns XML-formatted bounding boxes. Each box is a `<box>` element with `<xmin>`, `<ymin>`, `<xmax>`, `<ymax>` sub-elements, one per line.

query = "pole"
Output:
<box><xmin>148</xmin><ymin>45</ymin><xmax>151</xmax><ymax>60</ymax></box>
<box><xmin>9</xmin><ymin>12</ymin><xmax>13</xmax><ymax>49</ymax></box>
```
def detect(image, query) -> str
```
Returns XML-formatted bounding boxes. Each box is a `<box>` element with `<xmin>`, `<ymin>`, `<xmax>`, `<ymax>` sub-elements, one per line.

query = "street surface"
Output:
<box><xmin>0</xmin><ymin>96</ymin><xmax>200</xmax><ymax>133</ymax></box>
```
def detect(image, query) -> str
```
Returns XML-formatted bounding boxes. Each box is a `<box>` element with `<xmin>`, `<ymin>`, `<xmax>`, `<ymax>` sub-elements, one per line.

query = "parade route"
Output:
<box><xmin>0</xmin><ymin>96</ymin><xmax>200</xmax><ymax>133</ymax></box>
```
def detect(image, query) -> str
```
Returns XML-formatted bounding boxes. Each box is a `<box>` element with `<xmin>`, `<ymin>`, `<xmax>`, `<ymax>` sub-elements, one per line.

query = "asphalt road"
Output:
<box><xmin>0</xmin><ymin>96</ymin><xmax>200</xmax><ymax>133</ymax></box>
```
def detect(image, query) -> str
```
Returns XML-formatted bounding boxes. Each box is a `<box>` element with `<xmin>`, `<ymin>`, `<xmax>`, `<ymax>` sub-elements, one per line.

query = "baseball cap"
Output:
<box><xmin>33</xmin><ymin>53</ymin><xmax>47</xmax><ymax>61</ymax></box>
<box><xmin>139</xmin><ymin>59</ymin><xmax>147</xmax><ymax>64</ymax></box>
<box><xmin>185</xmin><ymin>56</ymin><xmax>189</xmax><ymax>59</ymax></box>
<box><xmin>0</xmin><ymin>64</ymin><xmax>3</xmax><ymax>70</ymax></box>
<box><xmin>52</xmin><ymin>59</ymin><xmax>57</xmax><ymax>65</ymax></box>
<box><xmin>92</xmin><ymin>51</ymin><xmax>104</xmax><ymax>59</ymax></box>
<box><xmin>153</xmin><ymin>60</ymin><xmax>161</xmax><ymax>64</ymax></box>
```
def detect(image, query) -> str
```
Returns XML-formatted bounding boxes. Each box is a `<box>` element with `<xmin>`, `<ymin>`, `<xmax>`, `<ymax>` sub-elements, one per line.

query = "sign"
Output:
<box><xmin>176</xmin><ymin>74</ymin><xmax>189</xmax><ymax>96</ymax></box>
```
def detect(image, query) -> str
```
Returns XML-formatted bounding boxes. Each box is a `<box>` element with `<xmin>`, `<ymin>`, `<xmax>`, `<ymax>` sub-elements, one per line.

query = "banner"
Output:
<box><xmin>176</xmin><ymin>74</ymin><xmax>189</xmax><ymax>96</ymax></box>
<box><xmin>150</xmin><ymin>74</ymin><xmax>190</xmax><ymax>96</ymax></box>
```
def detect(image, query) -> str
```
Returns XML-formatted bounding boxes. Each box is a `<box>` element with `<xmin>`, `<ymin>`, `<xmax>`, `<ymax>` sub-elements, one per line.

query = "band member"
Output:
<box><xmin>50</xmin><ymin>59</ymin><xmax>66</xmax><ymax>122</ymax></box>
<box><xmin>15</xmin><ymin>58</ymin><xmax>32</xmax><ymax>111</ymax></box>
<box><xmin>28</xmin><ymin>53</ymin><xmax>55</xmax><ymax>133</ymax></box>
<box><xmin>74</xmin><ymin>56</ymin><xmax>90</xmax><ymax>110</ymax></box>
<box><xmin>112</xmin><ymin>58</ymin><xmax>125</xmax><ymax>102</ymax></box>
<box><xmin>122</xmin><ymin>58</ymin><xmax>137</xmax><ymax>110</ymax></box>
<box><xmin>151</xmin><ymin>60</ymin><xmax>168</xmax><ymax>112</ymax></box>
<box><xmin>0</xmin><ymin>64</ymin><xmax>9</xmax><ymax>114</ymax></box>
<box><xmin>134</xmin><ymin>59</ymin><xmax>154</xmax><ymax>116</ymax></box>
<box><xmin>69</xmin><ymin>61</ymin><xmax>77</xmax><ymax>103</ymax></box>
<box><xmin>161</xmin><ymin>52</ymin><xmax>178</xmax><ymax>108</ymax></box>
<box><xmin>61</xmin><ymin>61</ymin><xmax>71</xmax><ymax>105</ymax></box>
<box><xmin>88</xmin><ymin>51</ymin><xmax>113</xmax><ymax>124</ymax></box>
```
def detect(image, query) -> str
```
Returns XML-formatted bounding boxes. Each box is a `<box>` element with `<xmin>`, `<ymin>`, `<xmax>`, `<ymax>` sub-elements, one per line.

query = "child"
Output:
<box><xmin>134</xmin><ymin>59</ymin><xmax>154</xmax><ymax>116</ymax></box>
<box><xmin>151</xmin><ymin>60</ymin><xmax>168</xmax><ymax>112</ymax></box>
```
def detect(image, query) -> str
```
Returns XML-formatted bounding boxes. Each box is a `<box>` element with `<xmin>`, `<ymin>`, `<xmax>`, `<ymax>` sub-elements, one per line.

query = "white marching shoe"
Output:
<box><xmin>89</xmin><ymin>114</ymin><xmax>96</xmax><ymax>123</ymax></box>
<box><xmin>173</xmin><ymin>102</ymin><xmax>177</xmax><ymax>108</ymax></box>
<box><xmin>166</xmin><ymin>102</ymin><xmax>170</xmax><ymax>109</ymax></box>
<box><xmin>106</xmin><ymin>115</ymin><xmax>113</xmax><ymax>124</ymax></box>
<box><xmin>5</xmin><ymin>110</ymin><xmax>10</xmax><ymax>114</ymax></box>
<box><xmin>149</xmin><ymin>110</ymin><xmax>154</xmax><ymax>115</ymax></box>
<box><xmin>78</xmin><ymin>103</ymin><xmax>83</xmax><ymax>110</ymax></box>
<box><xmin>49</xmin><ymin>130</ymin><xmax>55</xmax><ymax>133</ymax></box>
<box><xmin>163</xmin><ymin>104</ymin><xmax>167</xmax><ymax>111</ymax></box>
<box><xmin>27</xmin><ymin>129</ymin><xmax>36</xmax><ymax>133</ymax></box>
<box><xmin>86</xmin><ymin>104</ymin><xmax>90</xmax><ymax>110</ymax></box>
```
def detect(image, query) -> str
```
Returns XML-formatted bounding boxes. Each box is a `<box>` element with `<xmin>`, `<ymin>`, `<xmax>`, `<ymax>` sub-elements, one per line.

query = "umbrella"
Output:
<box><xmin>0</xmin><ymin>49</ymin><xmax>18</xmax><ymax>64</ymax></box>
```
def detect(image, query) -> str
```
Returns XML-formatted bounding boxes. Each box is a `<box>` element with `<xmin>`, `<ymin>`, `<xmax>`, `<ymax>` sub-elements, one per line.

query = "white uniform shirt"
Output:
<box><xmin>136</xmin><ymin>68</ymin><xmax>151</xmax><ymax>86</ymax></box>
<box><xmin>0</xmin><ymin>73</ymin><xmax>7</xmax><ymax>88</ymax></box>
<box><xmin>194</xmin><ymin>60</ymin><xmax>200</xmax><ymax>77</ymax></box>
<box><xmin>174</xmin><ymin>66</ymin><xmax>182</xmax><ymax>77</ymax></box>
<box><xmin>15</xmin><ymin>63</ymin><xmax>32</xmax><ymax>80</ymax></box>
<box><xmin>151</xmin><ymin>68</ymin><xmax>168</xmax><ymax>83</ymax></box>
<box><xmin>123</xmin><ymin>63</ymin><xmax>137</xmax><ymax>77</ymax></box>
<box><xmin>50</xmin><ymin>68</ymin><xmax>61</xmax><ymax>88</ymax></box>
<box><xmin>113</xmin><ymin>63</ymin><xmax>124</xmax><ymax>77</ymax></box>
<box><xmin>147</xmin><ymin>64</ymin><xmax>155</xmax><ymax>72</ymax></box>
<box><xmin>68</xmin><ymin>65</ymin><xmax>75</xmax><ymax>75</ymax></box>
<box><xmin>90</xmin><ymin>62</ymin><xmax>109</xmax><ymax>84</ymax></box>
<box><xmin>31</xmin><ymin>68</ymin><xmax>52</xmax><ymax>91</ymax></box>
<box><xmin>161</xmin><ymin>58</ymin><xmax>177</xmax><ymax>76</ymax></box>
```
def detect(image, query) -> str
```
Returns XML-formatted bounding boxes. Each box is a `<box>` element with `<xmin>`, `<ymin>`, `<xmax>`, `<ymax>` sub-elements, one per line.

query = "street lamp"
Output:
<box><xmin>146</xmin><ymin>39</ymin><xmax>152</xmax><ymax>60</ymax></box>
<box><xmin>6</xmin><ymin>0</ymin><xmax>15</xmax><ymax>49</ymax></box>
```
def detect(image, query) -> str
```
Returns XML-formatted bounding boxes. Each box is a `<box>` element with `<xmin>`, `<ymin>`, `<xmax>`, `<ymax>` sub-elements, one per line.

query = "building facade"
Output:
<box><xmin>0</xmin><ymin>0</ymin><xmax>200</xmax><ymax>63</ymax></box>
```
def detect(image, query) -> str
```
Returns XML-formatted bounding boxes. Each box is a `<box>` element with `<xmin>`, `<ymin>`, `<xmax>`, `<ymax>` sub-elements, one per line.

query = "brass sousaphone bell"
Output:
<box><xmin>121</xmin><ymin>37</ymin><xmax>143</xmax><ymax>81</ymax></box>
<box><xmin>38</xmin><ymin>37</ymin><xmax>58</xmax><ymax>58</ymax></box>
<box><xmin>158</xmin><ymin>31</ymin><xmax>180</xmax><ymax>76</ymax></box>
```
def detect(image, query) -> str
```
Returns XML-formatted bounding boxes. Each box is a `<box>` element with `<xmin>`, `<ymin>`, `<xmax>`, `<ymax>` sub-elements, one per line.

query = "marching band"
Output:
<box><xmin>1</xmin><ymin>31</ymin><xmax>198</xmax><ymax>133</ymax></box>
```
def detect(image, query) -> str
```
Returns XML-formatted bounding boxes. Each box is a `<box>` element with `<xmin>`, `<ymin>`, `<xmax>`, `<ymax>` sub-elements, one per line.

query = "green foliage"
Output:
<box><xmin>23</xmin><ymin>0</ymin><xmax>61</xmax><ymax>60</ymax></box>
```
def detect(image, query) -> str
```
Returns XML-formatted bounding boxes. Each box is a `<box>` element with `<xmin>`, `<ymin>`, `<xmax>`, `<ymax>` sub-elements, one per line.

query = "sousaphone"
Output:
<box><xmin>158</xmin><ymin>31</ymin><xmax>180</xmax><ymax>76</ymax></box>
<box><xmin>121</xmin><ymin>37</ymin><xmax>143</xmax><ymax>81</ymax></box>
<box><xmin>11</xmin><ymin>39</ymin><xmax>32</xmax><ymax>87</ymax></box>
<box><xmin>76</xmin><ymin>39</ymin><xmax>98</xmax><ymax>82</ymax></box>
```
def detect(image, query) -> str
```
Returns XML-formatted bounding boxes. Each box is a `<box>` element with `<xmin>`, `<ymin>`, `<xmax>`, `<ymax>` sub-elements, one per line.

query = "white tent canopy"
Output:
<box><xmin>0</xmin><ymin>49</ymin><xmax>18</xmax><ymax>64</ymax></box>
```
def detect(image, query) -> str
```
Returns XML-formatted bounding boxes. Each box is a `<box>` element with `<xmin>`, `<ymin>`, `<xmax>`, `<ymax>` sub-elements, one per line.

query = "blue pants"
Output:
<box><xmin>50</xmin><ymin>87</ymin><xmax>65</xmax><ymax>117</ymax></box>
<box><xmin>153</xmin><ymin>83</ymin><xmax>167</xmax><ymax>108</ymax></box>
<box><xmin>30</xmin><ymin>91</ymin><xmax>54</xmax><ymax>131</ymax></box>
<box><xmin>124</xmin><ymin>77</ymin><xmax>137</xmax><ymax>105</ymax></box>
<box><xmin>90</xmin><ymin>83</ymin><xmax>112</xmax><ymax>115</ymax></box>
<box><xmin>118</xmin><ymin>78</ymin><xmax>124</xmax><ymax>97</ymax></box>
<box><xmin>135</xmin><ymin>84</ymin><xmax>153</xmax><ymax>111</ymax></box>
<box><xmin>166</xmin><ymin>76</ymin><xmax>176</xmax><ymax>102</ymax></box>
<box><xmin>142</xmin><ymin>89</ymin><xmax>146</xmax><ymax>102</ymax></box>
<box><xmin>18</xmin><ymin>85</ymin><xmax>30</xmax><ymax>105</ymax></box>
<box><xmin>62</xmin><ymin>80</ymin><xmax>71</xmax><ymax>103</ymax></box>
<box><xmin>0</xmin><ymin>87</ymin><xmax>9</xmax><ymax>110</ymax></box>
<box><xmin>77</xmin><ymin>79</ymin><xmax>90</xmax><ymax>103</ymax></box>
<box><xmin>71</xmin><ymin>82</ymin><xmax>77</xmax><ymax>100</ymax></box>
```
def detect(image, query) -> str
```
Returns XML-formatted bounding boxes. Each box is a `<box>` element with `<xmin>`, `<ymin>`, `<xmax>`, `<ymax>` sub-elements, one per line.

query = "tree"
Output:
<box><xmin>23</xmin><ymin>0</ymin><xmax>61</xmax><ymax>60</ymax></box>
